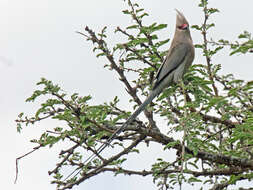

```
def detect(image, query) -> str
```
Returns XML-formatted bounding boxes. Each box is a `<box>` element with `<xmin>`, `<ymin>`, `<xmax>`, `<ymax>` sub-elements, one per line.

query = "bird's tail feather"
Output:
<box><xmin>88</xmin><ymin>89</ymin><xmax>158</xmax><ymax>160</ymax></box>
<box><xmin>64</xmin><ymin>89</ymin><xmax>159</xmax><ymax>181</ymax></box>
<box><xmin>106</xmin><ymin>88</ymin><xmax>160</xmax><ymax>145</ymax></box>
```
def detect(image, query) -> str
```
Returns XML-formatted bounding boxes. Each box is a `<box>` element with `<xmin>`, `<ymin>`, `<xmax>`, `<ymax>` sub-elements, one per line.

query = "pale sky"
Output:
<box><xmin>2</xmin><ymin>0</ymin><xmax>253</xmax><ymax>190</ymax></box>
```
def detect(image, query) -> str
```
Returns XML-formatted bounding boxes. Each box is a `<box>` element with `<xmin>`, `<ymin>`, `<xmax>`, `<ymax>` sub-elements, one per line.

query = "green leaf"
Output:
<box><xmin>238</xmin><ymin>31</ymin><xmax>251</xmax><ymax>39</ymax></box>
<box><xmin>191</xmin><ymin>25</ymin><xmax>202</xmax><ymax>31</ymax></box>
<box><xmin>138</xmin><ymin>13</ymin><xmax>149</xmax><ymax>19</ymax></box>
<box><xmin>126</xmin><ymin>25</ymin><xmax>139</xmax><ymax>29</ymax></box>
<box><xmin>194</xmin><ymin>44</ymin><xmax>203</xmax><ymax>49</ymax></box>
<box><xmin>16</xmin><ymin>123</ymin><xmax>22</xmax><ymax>133</ymax></box>
<box><xmin>207</xmin><ymin>8</ymin><xmax>219</xmax><ymax>14</ymax></box>
<box><xmin>96</xmin><ymin>52</ymin><xmax>106</xmax><ymax>57</ymax></box>
<box><xmin>188</xmin><ymin>176</ymin><xmax>202</xmax><ymax>183</ymax></box>
<box><xmin>136</xmin><ymin>8</ymin><xmax>144</xmax><ymax>13</ymax></box>
<box><xmin>122</xmin><ymin>10</ymin><xmax>130</xmax><ymax>14</ymax></box>
<box><xmin>198</xmin><ymin>0</ymin><xmax>208</xmax><ymax>7</ymax></box>
<box><xmin>154</xmin><ymin>24</ymin><xmax>167</xmax><ymax>31</ymax></box>
<box><xmin>188</xmin><ymin>162</ymin><xmax>199</xmax><ymax>170</ymax></box>
<box><xmin>164</xmin><ymin>140</ymin><xmax>180</xmax><ymax>150</ymax></box>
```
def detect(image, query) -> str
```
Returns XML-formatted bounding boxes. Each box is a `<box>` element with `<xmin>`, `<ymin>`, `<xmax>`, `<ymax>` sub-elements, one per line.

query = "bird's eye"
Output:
<box><xmin>178</xmin><ymin>24</ymin><xmax>188</xmax><ymax>30</ymax></box>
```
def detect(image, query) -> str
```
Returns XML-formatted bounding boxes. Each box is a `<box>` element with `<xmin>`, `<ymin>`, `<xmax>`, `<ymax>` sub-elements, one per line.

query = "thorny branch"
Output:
<box><xmin>59</xmin><ymin>135</ymin><xmax>146</xmax><ymax>190</ymax></box>
<box><xmin>202</xmin><ymin>7</ymin><xmax>219</xmax><ymax>97</ymax></box>
<box><xmin>15</xmin><ymin>145</ymin><xmax>42</xmax><ymax>183</ymax></box>
<box><xmin>15</xmin><ymin>0</ymin><xmax>253</xmax><ymax>189</ymax></box>
<box><xmin>83</xmin><ymin>26</ymin><xmax>158</xmax><ymax>130</ymax></box>
<box><xmin>127</xmin><ymin>0</ymin><xmax>163</xmax><ymax>62</ymax></box>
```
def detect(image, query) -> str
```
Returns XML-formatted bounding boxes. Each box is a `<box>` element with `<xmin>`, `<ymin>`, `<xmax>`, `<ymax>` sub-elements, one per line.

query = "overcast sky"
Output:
<box><xmin>2</xmin><ymin>0</ymin><xmax>253</xmax><ymax>190</ymax></box>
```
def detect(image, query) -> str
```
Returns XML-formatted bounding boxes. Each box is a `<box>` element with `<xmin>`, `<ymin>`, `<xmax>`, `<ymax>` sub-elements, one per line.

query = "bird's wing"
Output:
<box><xmin>153</xmin><ymin>43</ymin><xmax>189</xmax><ymax>89</ymax></box>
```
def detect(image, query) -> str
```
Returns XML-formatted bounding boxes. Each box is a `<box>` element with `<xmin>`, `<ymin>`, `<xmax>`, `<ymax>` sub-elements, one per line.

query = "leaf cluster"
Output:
<box><xmin>15</xmin><ymin>0</ymin><xmax>253</xmax><ymax>189</ymax></box>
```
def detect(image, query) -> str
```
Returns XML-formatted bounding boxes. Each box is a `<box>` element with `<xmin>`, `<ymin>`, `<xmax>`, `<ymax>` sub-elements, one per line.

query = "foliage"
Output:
<box><xmin>16</xmin><ymin>0</ymin><xmax>253</xmax><ymax>189</ymax></box>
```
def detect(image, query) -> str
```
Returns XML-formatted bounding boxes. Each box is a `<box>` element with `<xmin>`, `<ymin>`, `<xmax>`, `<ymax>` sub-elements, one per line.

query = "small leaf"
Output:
<box><xmin>126</xmin><ymin>25</ymin><xmax>139</xmax><ymax>29</ymax></box>
<box><xmin>96</xmin><ymin>52</ymin><xmax>106</xmax><ymax>57</ymax></box>
<box><xmin>122</xmin><ymin>10</ymin><xmax>130</xmax><ymax>14</ymax></box>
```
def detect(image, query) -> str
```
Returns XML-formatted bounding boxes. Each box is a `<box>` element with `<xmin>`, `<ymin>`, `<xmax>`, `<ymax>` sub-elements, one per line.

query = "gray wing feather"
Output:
<box><xmin>153</xmin><ymin>43</ymin><xmax>189</xmax><ymax>89</ymax></box>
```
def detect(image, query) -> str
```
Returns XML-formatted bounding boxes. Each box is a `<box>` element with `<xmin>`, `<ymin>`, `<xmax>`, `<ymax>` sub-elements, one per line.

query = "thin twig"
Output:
<box><xmin>14</xmin><ymin>145</ymin><xmax>42</xmax><ymax>183</ymax></box>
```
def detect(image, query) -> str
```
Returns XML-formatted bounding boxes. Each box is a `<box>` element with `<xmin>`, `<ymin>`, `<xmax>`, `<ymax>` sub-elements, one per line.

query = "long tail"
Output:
<box><xmin>107</xmin><ymin>90</ymin><xmax>158</xmax><ymax>142</ymax></box>
<box><xmin>64</xmin><ymin>89</ymin><xmax>160</xmax><ymax>181</ymax></box>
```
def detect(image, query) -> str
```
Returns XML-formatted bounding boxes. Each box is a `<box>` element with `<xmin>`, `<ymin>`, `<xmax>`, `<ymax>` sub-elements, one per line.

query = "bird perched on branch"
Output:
<box><xmin>66</xmin><ymin>9</ymin><xmax>195</xmax><ymax>180</ymax></box>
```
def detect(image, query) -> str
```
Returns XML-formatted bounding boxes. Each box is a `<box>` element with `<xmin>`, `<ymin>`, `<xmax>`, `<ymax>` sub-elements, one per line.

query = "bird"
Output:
<box><xmin>65</xmin><ymin>9</ymin><xmax>195</xmax><ymax>180</ymax></box>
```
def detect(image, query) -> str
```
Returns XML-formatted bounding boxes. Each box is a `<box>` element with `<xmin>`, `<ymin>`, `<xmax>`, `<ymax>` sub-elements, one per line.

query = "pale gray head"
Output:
<box><xmin>175</xmin><ymin>9</ymin><xmax>192</xmax><ymax>39</ymax></box>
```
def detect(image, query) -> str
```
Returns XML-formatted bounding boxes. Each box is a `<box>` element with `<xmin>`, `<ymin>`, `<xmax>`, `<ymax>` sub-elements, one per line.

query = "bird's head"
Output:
<box><xmin>175</xmin><ymin>9</ymin><xmax>190</xmax><ymax>32</ymax></box>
